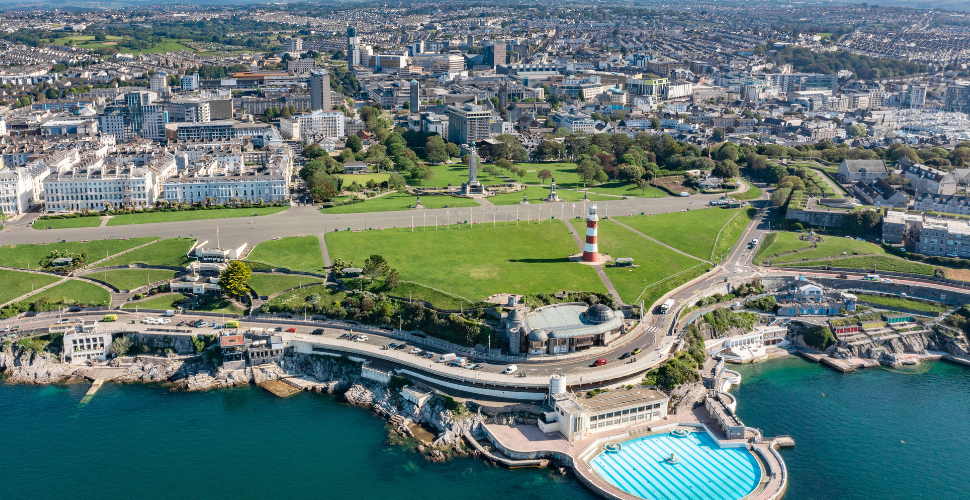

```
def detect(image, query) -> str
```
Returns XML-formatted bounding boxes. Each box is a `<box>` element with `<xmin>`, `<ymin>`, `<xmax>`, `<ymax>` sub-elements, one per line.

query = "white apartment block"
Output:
<box><xmin>163</xmin><ymin>149</ymin><xmax>291</xmax><ymax>204</ymax></box>
<box><xmin>64</xmin><ymin>328</ymin><xmax>111</xmax><ymax>364</ymax></box>
<box><xmin>280</xmin><ymin>110</ymin><xmax>345</xmax><ymax>141</ymax></box>
<box><xmin>44</xmin><ymin>162</ymin><xmax>157</xmax><ymax>212</ymax></box>
<box><xmin>556</xmin><ymin>112</ymin><xmax>599</xmax><ymax>133</ymax></box>
<box><xmin>0</xmin><ymin>166</ymin><xmax>33</xmax><ymax>215</ymax></box>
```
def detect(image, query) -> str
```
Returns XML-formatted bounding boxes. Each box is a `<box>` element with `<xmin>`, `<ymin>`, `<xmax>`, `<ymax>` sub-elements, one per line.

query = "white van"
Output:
<box><xmin>679</xmin><ymin>192</ymin><xmax>690</xmax><ymax>197</ymax></box>
<box><xmin>503</xmin><ymin>365</ymin><xmax>518</xmax><ymax>374</ymax></box>
<box><xmin>164</xmin><ymin>310</ymin><xmax>175</xmax><ymax>317</ymax></box>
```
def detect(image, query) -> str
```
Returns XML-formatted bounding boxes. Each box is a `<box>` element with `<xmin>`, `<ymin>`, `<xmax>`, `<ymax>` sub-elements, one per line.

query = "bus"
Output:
<box><xmin>659</xmin><ymin>299</ymin><xmax>676</xmax><ymax>314</ymax></box>
<box><xmin>863</xmin><ymin>274</ymin><xmax>880</xmax><ymax>281</ymax></box>
<box><xmin>102</xmin><ymin>314</ymin><xmax>118</xmax><ymax>322</ymax></box>
<box><xmin>225</xmin><ymin>320</ymin><xmax>240</xmax><ymax>329</ymax></box>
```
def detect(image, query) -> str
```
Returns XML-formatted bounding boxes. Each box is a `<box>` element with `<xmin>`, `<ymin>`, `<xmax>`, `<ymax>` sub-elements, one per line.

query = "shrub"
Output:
<box><xmin>803</xmin><ymin>325</ymin><xmax>835</xmax><ymax>350</ymax></box>
<box><xmin>109</xmin><ymin>336</ymin><xmax>133</xmax><ymax>356</ymax></box>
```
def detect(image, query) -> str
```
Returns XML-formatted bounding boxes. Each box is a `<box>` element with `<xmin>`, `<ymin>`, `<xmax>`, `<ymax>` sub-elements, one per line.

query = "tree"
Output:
<box><xmin>445</xmin><ymin>143</ymin><xmax>461</xmax><ymax>158</ymax></box>
<box><xmin>594</xmin><ymin>171</ymin><xmax>609</xmax><ymax>184</ymax></box>
<box><xmin>425</xmin><ymin>135</ymin><xmax>449</xmax><ymax>163</ymax></box>
<box><xmin>769</xmin><ymin>187</ymin><xmax>791</xmax><ymax>207</ymax></box>
<box><xmin>423</xmin><ymin>166</ymin><xmax>436</xmax><ymax>183</ymax></box>
<box><xmin>637</xmin><ymin>179</ymin><xmax>651</xmax><ymax>194</ymax></box>
<box><xmin>651</xmin><ymin>117</ymin><xmax>662</xmax><ymax>130</ymax></box>
<box><xmin>384</xmin><ymin>269</ymin><xmax>401</xmax><ymax>290</ymax></box>
<box><xmin>847</xmin><ymin>124</ymin><xmax>867</xmax><ymax>138</ymax></box>
<box><xmin>537</xmin><ymin>169</ymin><xmax>552</xmax><ymax>184</ymax></box>
<box><xmin>576</xmin><ymin>159</ymin><xmax>601</xmax><ymax>187</ymax></box>
<box><xmin>346</xmin><ymin>134</ymin><xmax>363</xmax><ymax>153</ymax></box>
<box><xmin>362</xmin><ymin>255</ymin><xmax>390</xmax><ymax>283</ymax></box>
<box><xmin>109</xmin><ymin>336</ymin><xmax>133</xmax><ymax>356</ymax></box>
<box><xmin>339</xmin><ymin>148</ymin><xmax>356</xmax><ymax>163</ymax></box>
<box><xmin>711</xmin><ymin>127</ymin><xmax>725</xmax><ymax>142</ymax></box>
<box><xmin>715</xmin><ymin>144</ymin><xmax>740</xmax><ymax>163</ymax></box>
<box><xmin>713</xmin><ymin>160</ymin><xmax>739</xmax><ymax>179</ymax></box>
<box><xmin>389</xmin><ymin>172</ymin><xmax>407</xmax><ymax>190</ymax></box>
<box><xmin>219</xmin><ymin>261</ymin><xmax>252</xmax><ymax>298</ymax></box>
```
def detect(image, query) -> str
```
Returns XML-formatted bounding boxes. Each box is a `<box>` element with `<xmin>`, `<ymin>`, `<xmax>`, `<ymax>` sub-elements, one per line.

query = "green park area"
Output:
<box><xmin>487</xmin><ymin>186</ymin><xmax>617</xmax><ymax>206</ymax></box>
<box><xmin>99</xmin><ymin>238</ymin><xmax>195</xmax><ymax>267</ymax></box>
<box><xmin>84</xmin><ymin>269</ymin><xmax>180</xmax><ymax>291</ymax></box>
<box><xmin>730</xmin><ymin>183</ymin><xmax>762</xmax><ymax>201</ymax></box>
<box><xmin>262</xmin><ymin>284</ymin><xmax>344</xmax><ymax>314</ymax></box>
<box><xmin>52</xmin><ymin>33</ymin><xmax>194</xmax><ymax>54</ymax></box>
<box><xmin>27</xmin><ymin>280</ymin><xmax>110</xmax><ymax>307</ymax></box>
<box><xmin>757</xmin><ymin>231</ymin><xmax>940</xmax><ymax>276</ymax></box>
<box><xmin>326</xmin><ymin>223</ymin><xmax>606</xmax><ymax>302</ymax></box>
<box><xmin>0</xmin><ymin>269</ymin><xmax>61</xmax><ymax>305</ymax></box>
<box><xmin>572</xmin><ymin>219</ymin><xmax>706</xmax><ymax>304</ymax></box>
<box><xmin>855</xmin><ymin>294</ymin><xmax>948</xmax><ymax>314</ymax></box>
<box><xmin>122</xmin><ymin>294</ymin><xmax>188</xmax><ymax>311</ymax></box>
<box><xmin>185</xmin><ymin>295</ymin><xmax>246</xmax><ymax>316</ymax></box>
<box><xmin>585</xmin><ymin>181</ymin><xmax>667</xmax><ymax>198</ymax></box>
<box><xmin>335</xmin><ymin>173</ymin><xmax>391</xmax><ymax>185</ymax></box>
<box><xmin>319</xmin><ymin>192</ymin><xmax>480</xmax><ymax>214</ymax></box>
<box><xmin>246</xmin><ymin>236</ymin><xmax>326</xmax><ymax>274</ymax></box>
<box><xmin>509</xmin><ymin>162</ymin><xmax>667</xmax><ymax>198</ymax></box>
<box><xmin>246</xmin><ymin>273</ymin><xmax>324</xmax><ymax>297</ymax></box>
<box><xmin>33</xmin><ymin>216</ymin><xmax>103</xmax><ymax>230</ymax></box>
<box><xmin>106</xmin><ymin>206</ymin><xmax>288</xmax><ymax>226</ymax></box>
<box><xmin>0</xmin><ymin>237</ymin><xmax>157</xmax><ymax>270</ymax></box>
<box><xmin>618</xmin><ymin>207</ymin><xmax>752</xmax><ymax>261</ymax></box>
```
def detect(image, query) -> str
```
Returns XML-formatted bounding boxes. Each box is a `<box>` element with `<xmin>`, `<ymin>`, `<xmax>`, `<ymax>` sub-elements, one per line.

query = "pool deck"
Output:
<box><xmin>483</xmin><ymin>406</ymin><xmax>787</xmax><ymax>500</ymax></box>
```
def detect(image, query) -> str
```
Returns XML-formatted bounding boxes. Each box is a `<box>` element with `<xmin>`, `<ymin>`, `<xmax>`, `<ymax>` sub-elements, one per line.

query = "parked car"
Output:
<box><xmin>286</xmin><ymin>327</ymin><xmax>297</xmax><ymax>333</ymax></box>
<box><xmin>354</xmin><ymin>335</ymin><xmax>369</xmax><ymax>342</ymax></box>
<box><xmin>388</xmin><ymin>342</ymin><xmax>398</xmax><ymax>349</ymax></box>
<box><xmin>838</xmin><ymin>274</ymin><xmax>849</xmax><ymax>279</ymax></box>
<box><xmin>502</xmin><ymin>365</ymin><xmax>518</xmax><ymax>374</ymax></box>
<box><xmin>395</xmin><ymin>344</ymin><xmax>407</xmax><ymax>350</ymax></box>
<box><xmin>311</xmin><ymin>328</ymin><xmax>324</xmax><ymax>334</ymax></box>
<box><xmin>619</xmin><ymin>352</ymin><xmax>632</xmax><ymax>360</ymax></box>
<box><xmin>632</xmin><ymin>348</ymin><xmax>642</xmax><ymax>355</ymax></box>
<box><xmin>275</xmin><ymin>327</ymin><xmax>284</xmax><ymax>332</ymax></box>
<box><xmin>409</xmin><ymin>348</ymin><xmax>422</xmax><ymax>354</ymax></box>
<box><xmin>593</xmin><ymin>358</ymin><xmax>608</xmax><ymax>366</ymax></box>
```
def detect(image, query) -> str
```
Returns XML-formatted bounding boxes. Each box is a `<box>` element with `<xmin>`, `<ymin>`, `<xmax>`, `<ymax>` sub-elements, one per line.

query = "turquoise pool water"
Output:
<box><xmin>590</xmin><ymin>431</ymin><xmax>761</xmax><ymax>500</ymax></box>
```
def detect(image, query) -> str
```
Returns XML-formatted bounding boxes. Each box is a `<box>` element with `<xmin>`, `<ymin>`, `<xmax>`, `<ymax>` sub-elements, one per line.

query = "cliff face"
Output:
<box><xmin>0</xmin><ymin>345</ymin><xmax>80</xmax><ymax>384</ymax></box>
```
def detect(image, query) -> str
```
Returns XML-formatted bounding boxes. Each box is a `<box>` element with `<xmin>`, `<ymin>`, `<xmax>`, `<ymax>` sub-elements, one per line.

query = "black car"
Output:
<box><xmin>311</xmin><ymin>328</ymin><xmax>324</xmax><ymax>335</ymax></box>
<box><xmin>395</xmin><ymin>343</ymin><xmax>407</xmax><ymax>350</ymax></box>
<box><xmin>275</xmin><ymin>327</ymin><xmax>284</xmax><ymax>332</ymax></box>
<box><xmin>619</xmin><ymin>352</ymin><xmax>632</xmax><ymax>360</ymax></box>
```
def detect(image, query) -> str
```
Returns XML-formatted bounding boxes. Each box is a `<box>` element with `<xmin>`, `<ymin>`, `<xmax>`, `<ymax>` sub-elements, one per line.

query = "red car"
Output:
<box><xmin>286</xmin><ymin>327</ymin><xmax>297</xmax><ymax>333</ymax></box>
<box><xmin>594</xmin><ymin>358</ymin><xmax>607</xmax><ymax>366</ymax></box>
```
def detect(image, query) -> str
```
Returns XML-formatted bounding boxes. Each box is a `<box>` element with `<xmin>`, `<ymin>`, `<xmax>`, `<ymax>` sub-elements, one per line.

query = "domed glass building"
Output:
<box><xmin>504</xmin><ymin>302</ymin><xmax>626</xmax><ymax>355</ymax></box>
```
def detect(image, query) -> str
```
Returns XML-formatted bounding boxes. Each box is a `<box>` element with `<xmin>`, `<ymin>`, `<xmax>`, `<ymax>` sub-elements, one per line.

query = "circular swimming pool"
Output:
<box><xmin>589</xmin><ymin>431</ymin><xmax>761</xmax><ymax>500</ymax></box>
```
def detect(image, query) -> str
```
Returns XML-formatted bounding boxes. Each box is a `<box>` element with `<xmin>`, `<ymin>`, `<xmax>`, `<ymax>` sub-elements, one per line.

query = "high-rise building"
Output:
<box><xmin>285</xmin><ymin>37</ymin><xmax>303</xmax><ymax>53</ymax></box>
<box><xmin>347</xmin><ymin>26</ymin><xmax>361</xmax><ymax>66</ymax></box>
<box><xmin>946</xmin><ymin>82</ymin><xmax>970</xmax><ymax>114</ymax></box>
<box><xmin>150</xmin><ymin>72</ymin><xmax>170</xmax><ymax>96</ymax></box>
<box><xmin>409</xmin><ymin>79</ymin><xmax>420</xmax><ymax>110</ymax></box>
<box><xmin>310</xmin><ymin>70</ymin><xmax>332</xmax><ymax>112</ymax></box>
<box><xmin>909</xmin><ymin>85</ymin><xmax>927</xmax><ymax>109</ymax></box>
<box><xmin>446</xmin><ymin>103</ymin><xmax>491</xmax><ymax>144</ymax></box>
<box><xmin>483</xmin><ymin>41</ymin><xmax>506</xmax><ymax>69</ymax></box>
<box><xmin>411</xmin><ymin>40</ymin><xmax>425</xmax><ymax>56</ymax></box>
<box><xmin>180</xmin><ymin>73</ymin><xmax>199</xmax><ymax>91</ymax></box>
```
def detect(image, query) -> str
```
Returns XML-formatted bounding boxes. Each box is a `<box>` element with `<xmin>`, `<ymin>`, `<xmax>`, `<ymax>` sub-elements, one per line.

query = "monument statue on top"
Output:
<box><xmin>458</xmin><ymin>145</ymin><xmax>487</xmax><ymax>197</ymax></box>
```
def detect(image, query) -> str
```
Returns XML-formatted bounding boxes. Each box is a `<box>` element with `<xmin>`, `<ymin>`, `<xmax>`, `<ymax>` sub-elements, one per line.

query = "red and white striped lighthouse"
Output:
<box><xmin>582</xmin><ymin>204</ymin><xmax>599</xmax><ymax>263</ymax></box>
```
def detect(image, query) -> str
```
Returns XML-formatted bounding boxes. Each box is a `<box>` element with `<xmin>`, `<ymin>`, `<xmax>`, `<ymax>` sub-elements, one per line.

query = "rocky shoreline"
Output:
<box><xmin>0</xmin><ymin>344</ymin><xmax>546</xmax><ymax>465</ymax></box>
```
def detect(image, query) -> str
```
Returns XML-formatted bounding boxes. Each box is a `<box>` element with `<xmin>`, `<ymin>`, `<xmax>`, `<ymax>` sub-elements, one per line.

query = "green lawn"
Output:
<box><xmin>98</xmin><ymin>238</ymin><xmax>195</xmax><ymax>267</ymax></box>
<box><xmin>487</xmin><ymin>186</ymin><xmax>617</xmax><ymax>206</ymax></box>
<box><xmin>335</xmin><ymin>173</ymin><xmax>391</xmax><ymax>185</ymax></box>
<box><xmin>246</xmin><ymin>236</ymin><xmax>326</xmax><ymax>273</ymax></box>
<box><xmin>326</xmin><ymin>223</ymin><xmax>606</xmax><ymax>301</ymax></box>
<box><xmin>776</xmin><ymin>255</ymin><xmax>938</xmax><ymax>276</ymax></box>
<box><xmin>262</xmin><ymin>284</ymin><xmax>345</xmax><ymax>313</ymax></box>
<box><xmin>186</xmin><ymin>295</ymin><xmax>245</xmax><ymax>315</ymax></box>
<box><xmin>753</xmin><ymin>232</ymin><xmax>812</xmax><ymax>264</ymax></box>
<box><xmin>341</xmin><ymin>277</ymin><xmax>475</xmax><ymax>310</ymax></box>
<box><xmin>855</xmin><ymin>294</ymin><xmax>948</xmax><ymax>314</ymax></box>
<box><xmin>52</xmin><ymin>33</ymin><xmax>194</xmax><ymax>54</ymax></box>
<box><xmin>0</xmin><ymin>269</ymin><xmax>61</xmax><ymax>305</ymax></box>
<box><xmin>23</xmin><ymin>279</ymin><xmax>110</xmax><ymax>307</ymax></box>
<box><xmin>712</xmin><ymin>207</ymin><xmax>758</xmax><ymax>263</ymax></box>
<box><xmin>0</xmin><ymin>237</ymin><xmax>157</xmax><ymax>270</ymax></box>
<box><xmin>411</xmin><ymin>163</ymin><xmax>507</xmax><ymax>187</ymax></box>
<box><xmin>320</xmin><ymin>192</ymin><xmax>481</xmax><ymax>214</ymax></box>
<box><xmin>122</xmin><ymin>294</ymin><xmax>187</xmax><ymax>310</ymax></box>
<box><xmin>33</xmin><ymin>216</ymin><xmax>103</xmax><ymax>230</ymax></box>
<box><xmin>512</xmin><ymin>162</ymin><xmax>584</xmax><ymax>187</ymax></box>
<box><xmin>585</xmin><ymin>181</ymin><xmax>667</xmax><ymax>198</ymax></box>
<box><xmin>729</xmin><ymin>184</ymin><xmax>762</xmax><ymax>201</ymax></box>
<box><xmin>83</xmin><ymin>269</ymin><xmax>179</xmax><ymax>291</ymax></box>
<box><xmin>106</xmin><ymin>206</ymin><xmax>288</xmax><ymax>226</ymax></box>
<box><xmin>770</xmin><ymin>236</ymin><xmax>885</xmax><ymax>264</ymax></box>
<box><xmin>246</xmin><ymin>273</ymin><xmax>324</xmax><ymax>297</ymax></box>
<box><xmin>618</xmin><ymin>208</ymin><xmax>741</xmax><ymax>261</ymax></box>
<box><xmin>573</xmin><ymin>219</ymin><xmax>706</xmax><ymax>304</ymax></box>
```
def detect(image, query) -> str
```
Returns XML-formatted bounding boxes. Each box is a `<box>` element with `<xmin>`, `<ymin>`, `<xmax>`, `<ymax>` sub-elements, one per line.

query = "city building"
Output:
<box><xmin>545</xmin><ymin>382</ymin><xmax>668</xmax><ymax>442</ymax></box>
<box><xmin>284</xmin><ymin>37</ymin><xmax>303</xmax><ymax>53</ymax></box>
<box><xmin>852</xmin><ymin>179</ymin><xmax>910</xmax><ymax>208</ymax></box>
<box><xmin>310</xmin><ymin>70</ymin><xmax>332</xmax><ymax>112</ymax></box>
<box><xmin>446</xmin><ymin>103</ymin><xmax>491</xmax><ymax>144</ymax></box>
<box><xmin>64</xmin><ymin>327</ymin><xmax>111</xmax><ymax>365</ymax></box>
<box><xmin>280</xmin><ymin>110</ymin><xmax>345</xmax><ymax>141</ymax></box>
<box><xmin>504</xmin><ymin>301</ymin><xmax>624</xmax><ymax>355</ymax></box>
<box><xmin>162</xmin><ymin>148</ymin><xmax>291</xmax><ymax>204</ymax></box>
<box><xmin>837</xmin><ymin>159</ymin><xmax>889</xmax><ymax>183</ymax></box>
<box><xmin>181</xmin><ymin>73</ymin><xmax>200</xmax><ymax>91</ymax></box>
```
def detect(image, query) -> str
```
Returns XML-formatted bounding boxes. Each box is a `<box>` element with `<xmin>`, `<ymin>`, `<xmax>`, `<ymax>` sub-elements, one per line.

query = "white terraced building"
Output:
<box><xmin>162</xmin><ymin>149</ymin><xmax>292</xmax><ymax>204</ymax></box>
<box><xmin>43</xmin><ymin>153</ymin><xmax>176</xmax><ymax>212</ymax></box>
<box><xmin>279</xmin><ymin>110</ymin><xmax>346</xmax><ymax>141</ymax></box>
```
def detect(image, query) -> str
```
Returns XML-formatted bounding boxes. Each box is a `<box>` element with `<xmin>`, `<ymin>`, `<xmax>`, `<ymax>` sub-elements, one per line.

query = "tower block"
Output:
<box><xmin>582</xmin><ymin>204</ymin><xmax>599</xmax><ymax>263</ymax></box>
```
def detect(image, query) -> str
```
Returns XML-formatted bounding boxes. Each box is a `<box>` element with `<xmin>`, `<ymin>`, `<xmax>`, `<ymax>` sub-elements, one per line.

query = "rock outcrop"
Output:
<box><xmin>0</xmin><ymin>345</ymin><xmax>80</xmax><ymax>384</ymax></box>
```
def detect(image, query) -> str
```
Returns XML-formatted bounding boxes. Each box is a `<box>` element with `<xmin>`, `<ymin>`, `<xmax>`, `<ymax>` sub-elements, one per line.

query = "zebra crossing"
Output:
<box><xmin>644</xmin><ymin>325</ymin><xmax>661</xmax><ymax>333</ymax></box>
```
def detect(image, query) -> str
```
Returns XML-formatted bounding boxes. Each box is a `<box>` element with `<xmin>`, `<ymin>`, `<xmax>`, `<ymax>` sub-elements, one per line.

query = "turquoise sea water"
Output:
<box><xmin>732</xmin><ymin>356</ymin><xmax>970</xmax><ymax>500</ymax></box>
<box><xmin>591</xmin><ymin>431</ymin><xmax>760</xmax><ymax>500</ymax></box>
<box><xmin>0</xmin><ymin>381</ymin><xmax>596</xmax><ymax>500</ymax></box>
